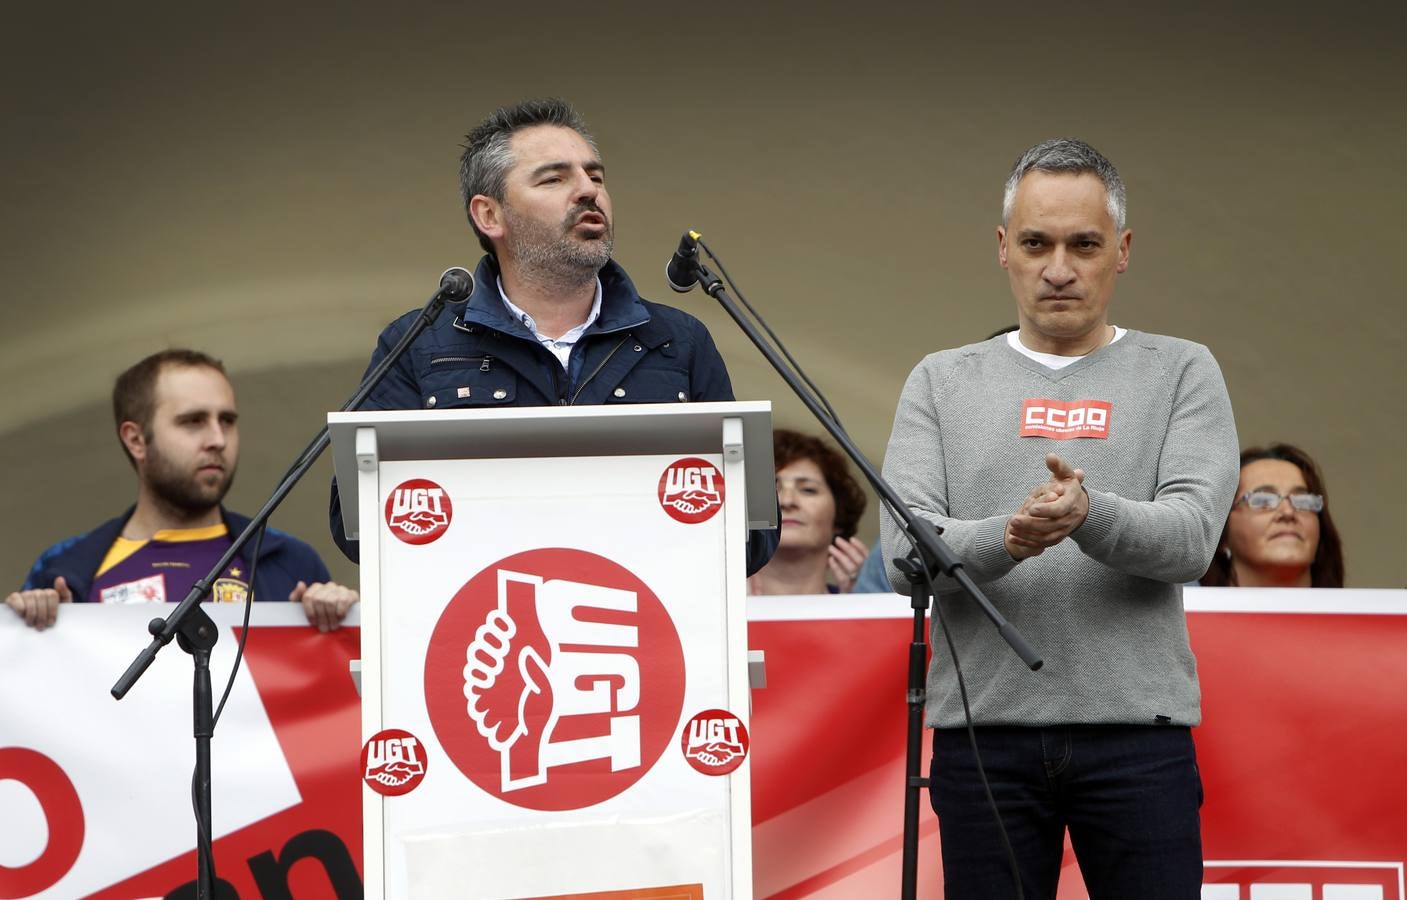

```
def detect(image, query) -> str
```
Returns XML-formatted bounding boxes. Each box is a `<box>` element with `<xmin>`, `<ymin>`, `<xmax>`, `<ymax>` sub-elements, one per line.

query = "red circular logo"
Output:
<box><xmin>680</xmin><ymin>709</ymin><xmax>749</xmax><ymax>776</ymax></box>
<box><xmin>385</xmin><ymin>478</ymin><xmax>453</xmax><ymax>545</ymax></box>
<box><xmin>361</xmin><ymin>728</ymin><xmax>428</xmax><ymax>796</ymax></box>
<box><xmin>657</xmin><ymin>457</ymin><xmax>725</xmax><ymax>524</ymax></box>
<box><xmin>424</xmin><ymin>548</ymin><xmax>686</xmax><ymax>811</ymax></box>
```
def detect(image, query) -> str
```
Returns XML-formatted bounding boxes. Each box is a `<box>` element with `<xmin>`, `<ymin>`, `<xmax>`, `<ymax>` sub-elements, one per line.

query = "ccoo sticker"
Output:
<box><xmin>1019</xmin><ymin>398</ymin><xmax>1112</xmax><ymax>440</ymax></box>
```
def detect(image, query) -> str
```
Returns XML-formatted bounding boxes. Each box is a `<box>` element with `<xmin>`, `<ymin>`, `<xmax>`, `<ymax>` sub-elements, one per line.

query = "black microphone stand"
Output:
<box><xmin>676</xmin><ymin>245</ymin><xmax>1042</xmax><ymax>900</ymax></box>
<box><xmin>110</xmin><ymin>269</ymin><xmax>472</xmax><ymax>899</ymax></box>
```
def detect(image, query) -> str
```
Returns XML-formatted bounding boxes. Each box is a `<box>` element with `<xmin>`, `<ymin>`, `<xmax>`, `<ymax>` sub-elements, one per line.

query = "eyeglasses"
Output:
<box><xmin>1237</xmin><ymin>490</ymin><xmax>1324</xmax><ymax>513</ymax></box>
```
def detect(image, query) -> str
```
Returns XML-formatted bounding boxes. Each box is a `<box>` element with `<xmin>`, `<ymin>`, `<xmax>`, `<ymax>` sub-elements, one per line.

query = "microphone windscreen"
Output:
<box><xmin>438</xmin><ymin>267</ymin><xmax>475</xmax><ymax>302</ymax></box>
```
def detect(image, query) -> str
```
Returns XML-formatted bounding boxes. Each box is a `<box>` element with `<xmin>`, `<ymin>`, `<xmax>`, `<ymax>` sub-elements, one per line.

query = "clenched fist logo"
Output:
<box><xmin>424</xmin><ymin>549</ymin><xmax>687</xmax><ymax>810</ymax></box>
<box><xmin>464</xmin><ymin>571</ymin><xmax>557</xmax><ymax>791</ymax></box>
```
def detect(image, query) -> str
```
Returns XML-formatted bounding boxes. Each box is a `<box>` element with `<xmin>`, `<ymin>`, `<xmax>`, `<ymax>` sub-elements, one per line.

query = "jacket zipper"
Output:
<box><xmin>430</xmin><ymin>356</ymin><xmax>492</xmax><ymax>371</ymax></box>
<box><xmin>446</xmin><ymin>317</ymin><xmax>640</xmax><ymax>405</ymax></box>
<box><xmin>571</xmin><ymin>336</ymin><xmax>631</xmax><ymax>405</ymax></box>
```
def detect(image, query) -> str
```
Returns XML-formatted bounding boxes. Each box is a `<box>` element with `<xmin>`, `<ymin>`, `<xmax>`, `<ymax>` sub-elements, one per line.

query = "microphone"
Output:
<box><xmin>438</xmin><ymin>266</ymin><xmax>475</xmax><ymax>302</ymax></box>
<box><xmin>665</xmin><ymin>231</ymin><xmax>702</xmax><ymax>293</ymax></box>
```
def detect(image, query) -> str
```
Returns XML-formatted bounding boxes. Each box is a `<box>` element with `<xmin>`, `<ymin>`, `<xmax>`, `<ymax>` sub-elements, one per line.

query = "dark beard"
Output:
<box><xmin>144</xmin><ymin>446</ymin><xmax>235</xmax><ymax>517</ymax></box>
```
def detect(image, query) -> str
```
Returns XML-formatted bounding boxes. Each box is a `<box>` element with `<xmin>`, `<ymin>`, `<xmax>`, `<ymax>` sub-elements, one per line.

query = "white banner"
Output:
<box><xmin>4</xmin><ymin>590</ymin><xmax>1404</xmax><ymax>899</ymax></box>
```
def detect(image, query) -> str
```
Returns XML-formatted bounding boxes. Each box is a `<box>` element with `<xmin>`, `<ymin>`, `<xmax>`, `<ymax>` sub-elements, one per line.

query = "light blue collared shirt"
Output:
<box><xmin>497</xmin><ymin>276</ymin><xmax>603</xmax><ymax>369</ymax></box>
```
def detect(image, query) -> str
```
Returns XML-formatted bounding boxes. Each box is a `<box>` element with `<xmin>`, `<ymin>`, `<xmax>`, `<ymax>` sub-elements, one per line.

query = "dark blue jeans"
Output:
<box><xmin>930</xmin><ymin>725</ymin><xmax>1203</xmax><ymax>900</ymax></box>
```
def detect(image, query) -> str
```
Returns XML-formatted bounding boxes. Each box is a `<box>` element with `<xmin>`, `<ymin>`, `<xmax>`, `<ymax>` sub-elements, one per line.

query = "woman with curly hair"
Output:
<box><xmin>747</xmin><ymin>429</ymin><xmax>870</xmax><ymax>595</ymax></box>
<box><xmin>1202</xmin><ymin>443</ymin><xmax>1344</xmax><ymax>587</ymax></box>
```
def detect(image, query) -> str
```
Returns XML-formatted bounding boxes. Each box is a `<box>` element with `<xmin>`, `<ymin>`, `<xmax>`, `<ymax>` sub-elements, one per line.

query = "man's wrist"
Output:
<box><xmin>1004</xmin><ymin>523</ymin><xmax>1039</xmax><ymax>561</ymax></box>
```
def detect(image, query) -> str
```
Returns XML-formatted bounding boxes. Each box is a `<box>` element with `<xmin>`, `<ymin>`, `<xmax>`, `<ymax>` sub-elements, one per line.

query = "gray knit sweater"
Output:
<box><xmin>880</xmin><ymin>330</ymin><xmax>1239</xmax><ymax>728</ymax></box>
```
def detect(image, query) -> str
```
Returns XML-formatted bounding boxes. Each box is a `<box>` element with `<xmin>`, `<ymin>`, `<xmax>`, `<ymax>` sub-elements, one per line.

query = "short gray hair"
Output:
<box><xmin>458</xmin><ymin>98</ymin><xmax>597</xmax><ymax>255</ymax></box>
<box><xmin>1002</xmin><ymin>138</ymin><xmax>1127</xmax><ymax>233</ymax></box>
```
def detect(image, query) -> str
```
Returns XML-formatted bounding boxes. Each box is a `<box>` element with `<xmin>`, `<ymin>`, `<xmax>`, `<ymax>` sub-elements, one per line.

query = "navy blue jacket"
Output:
<box><xmin>330</xmin><ymin>256</ymin><xmax>778</xmax><ymax>573</ymax></box>
<box><xmin>22</xmin><ymin>508</ymin><xmax>331</xmax><ymax>604</ymax></box>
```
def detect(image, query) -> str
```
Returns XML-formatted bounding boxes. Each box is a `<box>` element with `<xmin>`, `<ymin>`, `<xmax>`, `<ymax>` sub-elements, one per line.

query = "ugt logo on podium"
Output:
<box><xmin>424</xmin><ymin>548</ymin><xmax>686</xmax><ymax>811</ymax></box>
<box><xmin>385</xmin><ymin>478</ymin><xmax>453</xmax><ymax>544</ymax></box>
<box><xmin>658</xmin><ymin>457</ymin><xmax>724</xmax><ymax>524</ymax></box>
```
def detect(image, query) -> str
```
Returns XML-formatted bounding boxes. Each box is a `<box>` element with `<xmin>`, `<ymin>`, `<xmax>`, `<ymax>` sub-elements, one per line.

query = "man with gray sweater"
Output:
<box><xmin>880</xmin><ymin>139</ymin><xmax>1238</xmax><ymax>899</ymax></box>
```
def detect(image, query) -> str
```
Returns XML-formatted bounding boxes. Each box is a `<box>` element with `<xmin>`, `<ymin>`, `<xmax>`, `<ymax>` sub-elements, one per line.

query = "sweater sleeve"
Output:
<box><xmin>21</xmin><ymin>539</ymin><xmax>72</xmax><ymax>591</ymax></box>
<box><xmin>1070</xmin><ymin>343</ymin><xmax>1240</xmax><ymax>583</ymax></box>
<box><xmin>880</xmin><ymin>358</ymin><xmax>1020</xmax><ymax>592</ymax></box>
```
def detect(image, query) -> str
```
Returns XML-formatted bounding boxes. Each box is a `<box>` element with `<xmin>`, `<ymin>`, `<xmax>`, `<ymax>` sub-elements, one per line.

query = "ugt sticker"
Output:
<box><xmin>658</xmin><ymin>457</ymin><xmax>724</xmax><ymax>524</ymax></box>
<box><xmin>361</xmin><ymin>728</ymin><xmax>428</xmax><ymax>796</ymax></box>
<box><xmin>385</xmin><ymin>478</ymin><xmax>453</xmax><ymax>544</ymax></box>
<box><xmin>681</xmin><ymin>709</ymin><xmax>749</xmax><ymax>776</ymax></box>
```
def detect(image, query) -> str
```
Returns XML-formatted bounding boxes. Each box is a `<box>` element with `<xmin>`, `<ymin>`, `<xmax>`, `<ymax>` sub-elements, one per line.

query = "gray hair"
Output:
<box><xmin>1002</xmin><ymin>138</ymin><xmax>1127</xmax><ymax>233</ymax></box>
<box><xmin>458</xmin><ymin>98</ymin><xmax>597</xmax><ymax>255</ymax></box>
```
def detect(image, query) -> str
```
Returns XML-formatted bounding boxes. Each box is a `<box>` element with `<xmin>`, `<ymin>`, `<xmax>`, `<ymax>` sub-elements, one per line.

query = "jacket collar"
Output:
<box><xmin>55</xmin><ymin>505</ymin><xmax>288</xmax><ymax>602</ymax></box>
<box><xmin>109</xmin><ymin>505</ymin><xmax>291</xmax><ymax>556</ymax></box>
<box><xmin>460</xmin><ymin>256</ymin><xmax>650</xmax><ymax>338</ymax></box>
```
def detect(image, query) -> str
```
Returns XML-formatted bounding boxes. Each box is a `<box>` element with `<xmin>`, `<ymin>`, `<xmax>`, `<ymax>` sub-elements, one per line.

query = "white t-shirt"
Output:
<box><xmin>1007</xmin><ymin>326</ymin><xmax>1127</xmax><ymax>370</ymax></box>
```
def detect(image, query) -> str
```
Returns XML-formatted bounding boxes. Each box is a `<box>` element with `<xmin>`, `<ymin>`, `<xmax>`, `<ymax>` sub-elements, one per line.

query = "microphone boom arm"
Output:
<box><xmin>684</xmin><ymin>248</ymin><xmax>1042</xmax><ymax>670</ymax></box>
<box><xmin>112</xmin><ymin>268</ymin><xmax>473</xmax><ymax>698</ymax></box>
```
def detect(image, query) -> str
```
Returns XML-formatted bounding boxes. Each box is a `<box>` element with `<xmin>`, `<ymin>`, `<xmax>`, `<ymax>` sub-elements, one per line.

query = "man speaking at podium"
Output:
<box><xmin>331</xmin><ymin>98</ymin><xmax>777</xmax><ymax>572</ymax></box>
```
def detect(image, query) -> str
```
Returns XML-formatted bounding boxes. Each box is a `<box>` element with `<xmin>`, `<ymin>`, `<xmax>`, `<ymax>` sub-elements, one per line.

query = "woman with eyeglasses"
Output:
<box><xmin>1201</xmin><ymin>443</ymin><xmax>1345</xmax><ymax>587</ymax></box>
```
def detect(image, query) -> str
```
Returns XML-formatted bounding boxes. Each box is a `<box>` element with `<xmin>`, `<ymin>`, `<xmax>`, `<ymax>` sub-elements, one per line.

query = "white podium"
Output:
<box><xmin>329</xmin><ymin>402</ymin><xmax>774</xmax><ymax>900</ymax></box>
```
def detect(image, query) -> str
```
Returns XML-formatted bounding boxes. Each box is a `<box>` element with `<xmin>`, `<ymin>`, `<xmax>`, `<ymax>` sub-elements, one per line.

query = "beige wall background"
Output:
<box><xmin>2</xmin><ymin>2</ymin><xmax>1402</xmax><ymax>589</ymax></box>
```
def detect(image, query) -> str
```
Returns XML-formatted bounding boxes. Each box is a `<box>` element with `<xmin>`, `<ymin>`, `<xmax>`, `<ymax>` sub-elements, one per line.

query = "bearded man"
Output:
<box><xmin>330</xmin><ymin>98</ymin><xmax>777</xmax><ymax>573</ymax></box>
<box><xmin>8</xmin><ymin>349</ymin><xmax>357</xmax><ymax>631</ymax></box>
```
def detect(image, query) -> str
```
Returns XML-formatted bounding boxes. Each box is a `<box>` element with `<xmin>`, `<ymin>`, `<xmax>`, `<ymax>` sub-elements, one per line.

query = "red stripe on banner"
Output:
<box><xmin>18</xmin><ymin>593</ymin><xmax>1404</xmax><ymax>898</ymax></box>
<box><xmin>1192</xmin><ymin>613</ymin><xmax>1407</xmax><ymax>861</ymax></box>
<box><xmin>749</xmin><ymin>616</ymin><xmax>941</xmax><ymax>896</ymax></box>
<box><xmin>90</xmin><ymin>625</ymin><xmax>363</xmax><ymax>900</ymax></box>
